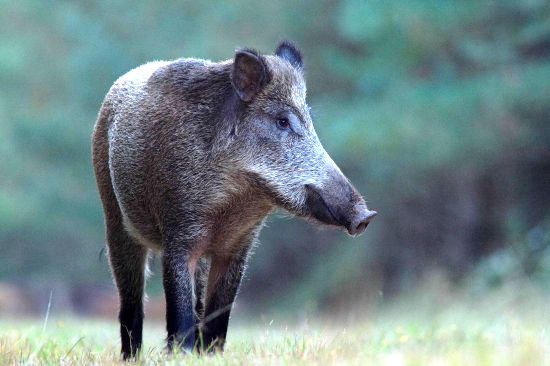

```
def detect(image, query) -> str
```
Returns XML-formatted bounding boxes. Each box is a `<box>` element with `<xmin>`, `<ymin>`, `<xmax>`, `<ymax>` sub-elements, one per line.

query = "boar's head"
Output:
<box><xmin>226</xmin><ymin>41</ymin><xmax>376</xmax><ymax>236</ymax></box>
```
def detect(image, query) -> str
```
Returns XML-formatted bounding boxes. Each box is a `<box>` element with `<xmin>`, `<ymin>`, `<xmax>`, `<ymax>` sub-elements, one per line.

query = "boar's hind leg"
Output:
<box><xmin>162</xmin><ymin>239</ymin><xmax>198</xmax><ymax>353</ymax></box>
<box><xmin>199</xmin><ymin>245</ymin><xmax>251</xmax><ymax>353</ymax></box>
<box><xmin>93</xmin><ymin>102</ymin><xmax>147</xmax><ymax>359</ymax></box>
<box><xmin>107</xmin><ymin>224</ymin><xmax>148</xmax><ymax>360</ymax></box>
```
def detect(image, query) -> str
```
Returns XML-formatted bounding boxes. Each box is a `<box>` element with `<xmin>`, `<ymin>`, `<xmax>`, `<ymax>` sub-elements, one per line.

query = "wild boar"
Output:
<box><xmin>92</xmin><ymin>40</ymin><xmax>376</xmax><ymax>359</ymax></box>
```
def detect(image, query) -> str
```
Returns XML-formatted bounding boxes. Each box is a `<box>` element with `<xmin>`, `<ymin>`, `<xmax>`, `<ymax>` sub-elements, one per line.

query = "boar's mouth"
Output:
<box><xmin>304</xmin><ymin>184</ymin><xmax>348</xmax><ymax>228</ymax></box>
<box><xmin>241</xmin><ymin>172</ymin><xmax>376</xmax><ymax>236</ymax></box>
<box><xmin>303</xmin><ymin>184</ymin><xmax>377</xmax><ymax>235</ymax></box>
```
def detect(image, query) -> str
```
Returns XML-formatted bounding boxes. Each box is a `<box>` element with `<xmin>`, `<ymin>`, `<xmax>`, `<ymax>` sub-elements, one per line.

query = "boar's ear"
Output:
<box><xmin>275</xmin><ymin>40</ymin><xmax>303</xmax><ymax>70</ymax></box>
<box><xmin>231</xmin><ymin>49</ymin><xmax>270</xmax><ymax>102</ymax></box>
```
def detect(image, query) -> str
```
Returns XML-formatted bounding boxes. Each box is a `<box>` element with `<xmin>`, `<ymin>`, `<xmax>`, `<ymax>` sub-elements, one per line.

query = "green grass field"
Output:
<box><xmin>1</xmin><ymin>294</ymin><xmax>548</xmax><ymax>366</ymax></box>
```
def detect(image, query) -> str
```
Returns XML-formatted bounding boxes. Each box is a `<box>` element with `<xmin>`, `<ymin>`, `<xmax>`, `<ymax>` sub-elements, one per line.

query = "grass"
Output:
<box><xmin>1</xmin><ymin>280</ymin><xmax>549</xmax><ymax>365</ymax></box>
<box><xmin>1</xmin><ymin>306</ymin><xmax>548</xmax><ymax>365</ymax></box>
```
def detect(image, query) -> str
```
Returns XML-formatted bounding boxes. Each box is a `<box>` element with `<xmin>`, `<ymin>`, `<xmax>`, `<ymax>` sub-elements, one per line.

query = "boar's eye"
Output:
<box><xmin>276</xmin><ymin>117</ymin><xmax>291</xmax><ymax>130</ymax></box>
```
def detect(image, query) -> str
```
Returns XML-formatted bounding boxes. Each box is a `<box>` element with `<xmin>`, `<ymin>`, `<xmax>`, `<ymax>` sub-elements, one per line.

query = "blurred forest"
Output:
<box><xmin>1</xmin><ymin>0</ymin><xmax>549</xmax><ymax>317</ymax></box>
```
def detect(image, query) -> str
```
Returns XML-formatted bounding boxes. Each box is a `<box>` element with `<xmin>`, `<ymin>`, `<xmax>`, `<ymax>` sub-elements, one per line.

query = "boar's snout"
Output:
<box><xmin>304</xmin><ymin>182</ymin><xmax>377</xmax><ymax>236</ymax></box>
<box><xmin>348</xmin><ymin>204</ymin><xmax>377</xmax><ymax>236</ymax></box>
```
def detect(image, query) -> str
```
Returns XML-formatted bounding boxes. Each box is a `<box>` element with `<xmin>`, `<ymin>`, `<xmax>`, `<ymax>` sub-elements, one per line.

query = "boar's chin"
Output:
<box><xmin>243</xmin><ymin>171</ymin><xmax>307</xmax><ymax>214</ymax></box>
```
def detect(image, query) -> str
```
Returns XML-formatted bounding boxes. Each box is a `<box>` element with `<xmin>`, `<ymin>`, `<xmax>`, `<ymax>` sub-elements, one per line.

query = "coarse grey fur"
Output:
<box><xmin>92</xmin><ymin>41</ymin><xmax>376</xmax><ymax>359</ymax></box>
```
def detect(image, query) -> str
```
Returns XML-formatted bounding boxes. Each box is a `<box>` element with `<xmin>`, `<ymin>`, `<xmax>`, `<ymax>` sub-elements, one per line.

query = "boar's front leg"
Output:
<box><xmin>162</xmin><ymin>237</ymin><xmax>198</xmax><ymax>353</ymax></box>
<box><xmin>194</xmin><ymin>258</ymin><xmax>210</xmax><ymax>341</ymax></box>
<box><xmin>198</xmin><ymin>243</ymin><xmax>252</xmax><ymax>352</ymax></box>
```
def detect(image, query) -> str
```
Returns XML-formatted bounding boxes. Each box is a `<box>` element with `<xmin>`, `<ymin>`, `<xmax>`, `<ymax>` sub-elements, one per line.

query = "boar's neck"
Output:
<box><xmin>151</xmin><ymin>59</ymin><xmax>239</xmax><ymax>155</ymax></box>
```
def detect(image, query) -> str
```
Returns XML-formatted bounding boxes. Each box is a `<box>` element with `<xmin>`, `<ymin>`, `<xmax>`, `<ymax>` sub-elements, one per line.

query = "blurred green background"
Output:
<box><xmin>1</xmin><ymin>0</ymin><xmax>549</xmax><ymax>318</ymax></box>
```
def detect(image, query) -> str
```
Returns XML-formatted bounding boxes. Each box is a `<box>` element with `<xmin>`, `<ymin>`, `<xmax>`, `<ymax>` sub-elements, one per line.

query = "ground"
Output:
<box><xmin>1</xmin><ymin>304</ymin><xmax>548</xmax><ymax>366</ymax></box>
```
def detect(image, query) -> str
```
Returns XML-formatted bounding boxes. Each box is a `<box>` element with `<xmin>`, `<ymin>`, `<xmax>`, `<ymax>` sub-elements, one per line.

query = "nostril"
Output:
<box><xmin>348</xmin><ymin>210</ymin><xmax>377</xmax><ymax>236</ymax></box>
<box><xmin>364</xmin><ymin>210</ymin><xmax>377</xmax><ymax>222</ymax></box>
